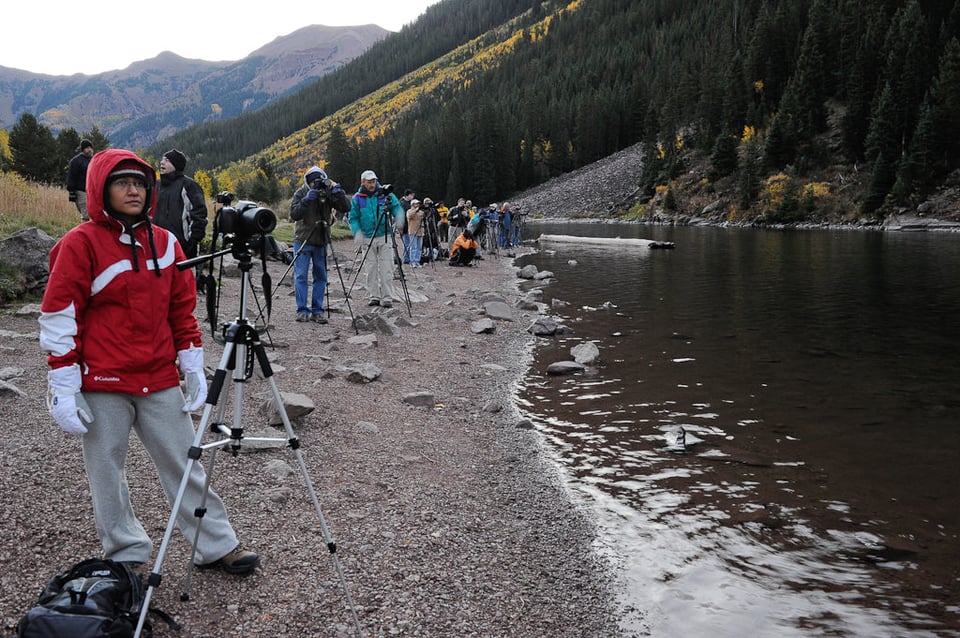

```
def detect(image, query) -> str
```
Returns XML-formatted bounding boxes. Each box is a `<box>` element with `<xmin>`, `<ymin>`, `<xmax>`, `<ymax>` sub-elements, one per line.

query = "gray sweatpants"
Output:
<box><xmin>81</xmin><ymin>387</ymin><xmax>239</xmax><ymax>564</ymax></box>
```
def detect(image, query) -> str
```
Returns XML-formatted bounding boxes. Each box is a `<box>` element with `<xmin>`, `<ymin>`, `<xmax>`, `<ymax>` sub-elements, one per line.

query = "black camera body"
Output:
<box><xmin>219</xmin><ymin>200</ymin><xmax>277</xmax><ymax>248</ymax></box>
<box><xmin>311</xmin><ymin>177</ymin><xmax>333</xmax><ymax>191</ymax></box>
<box><xmin>215</xmin><ymin>190</ymin><xmax>235</xmax><ymax>205</ymax></box>
<box><xmin>375</xmin><ymin>183</ymin><xmax>394</xmax><ymax>197</ymax></box>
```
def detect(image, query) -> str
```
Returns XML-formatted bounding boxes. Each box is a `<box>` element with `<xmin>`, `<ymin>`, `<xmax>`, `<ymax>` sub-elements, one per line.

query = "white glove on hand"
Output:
<box><xmin>47</xmin><ymin>365</ymin><xmax>93</xmax><ymax>435</ymax></box>
<box><xmin>178</xmin><ymin>346</ymin><xmax>207</xmax><ymax>412</ymax></box>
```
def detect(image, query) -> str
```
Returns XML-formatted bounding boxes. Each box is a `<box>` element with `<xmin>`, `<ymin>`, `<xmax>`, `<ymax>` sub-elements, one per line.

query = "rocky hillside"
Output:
<box><xmin>510</xmin><ymin>142</ymin><xmax>960</xmax><ymax>230</ymax></box>
<box><xmin>0</xmin><ymin>24</ymin><xmax>388</xmax><ymax>149</ymax></box>
<box><xmin>509</xmin><ymin>143</ymin><xmax>646</xmax><ymax>219</ymax></box>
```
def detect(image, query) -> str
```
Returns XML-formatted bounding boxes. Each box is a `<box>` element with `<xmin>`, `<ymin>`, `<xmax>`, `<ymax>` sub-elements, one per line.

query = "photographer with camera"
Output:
<box><xmin>289</xmin><ymin>166</ymin><xmax>351</xmax><ymax>323</ymax></box>
<box><xmin>436</xmin><ymin>200</ymin><xmax>450</xmax><ymax>247</ymax></box>
<box><xmin>419</xmin><ymin>197</ymin><xmax>443</xmax><ymax>262</ymax></box>
<box><xmin>349</xmin><ymin>170</ymin><xmax>404</xmax><ymax>307</ymax></box>
<box><xmin>406</xmin><ymin>199</ymin><xmax>425</xmax><ymax>267</ymax></box>
<box><xmin>398</xmin><ymin>189</ymin><xmax>416</xmax><ymax>264</ymax></box>
<box><xmin>447</xmin><ymin>197</ymin><xmax>467</xmax><ymax>243</ymax></box>
<box><xmin>497</xmin><ymin>202</ymin><xmax>513</xmax><ymax>249</ymax></box>
<box><xmin>39</xmin><ymin>149</ymin><xmax>259</xmax><ymax>576</ymax></box>
<box><xmin>156</xmin><ymin>149</ymin><xmax>207</xmax><ymax>259</ymax></box>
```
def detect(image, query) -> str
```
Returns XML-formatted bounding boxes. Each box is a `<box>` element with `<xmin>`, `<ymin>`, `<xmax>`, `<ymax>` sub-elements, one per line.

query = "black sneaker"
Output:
<box><xmin>199</xmin><ymin>545</ymin><xmax>260</xmax><ymax>575</ymax></box>
<box><xmin>367</xmin><ymin>299</ymin><xmax>380</xmax><ymax>307</ymax></box>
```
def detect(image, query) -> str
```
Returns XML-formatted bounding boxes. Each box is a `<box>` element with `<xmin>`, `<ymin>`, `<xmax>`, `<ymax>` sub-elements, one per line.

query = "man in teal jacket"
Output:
<box><xmin>348</xmin><ymin>170</ymin><xmax>404</xmax><ymax>308</ymax></box>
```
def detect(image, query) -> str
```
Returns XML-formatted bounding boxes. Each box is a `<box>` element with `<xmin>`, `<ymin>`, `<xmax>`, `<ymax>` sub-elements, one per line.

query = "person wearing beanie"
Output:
<box><xmin>66</xmin><ymin>139</ymin><xmax>95</xmax><ymax>223</ymax></box>
<box><xmin>288</xmin><ymin>165</ymin><xmax>351</xmax><ymax>323</ymax></box>
<box><xmin>155</xmin><ymin>149</ymin><xmax>207</xmax><ymax>258</ymax></box>
<box><xmin>38</xmin><ymin>148</ymin><xmax>260</xmax><ymax>577</ymax></box>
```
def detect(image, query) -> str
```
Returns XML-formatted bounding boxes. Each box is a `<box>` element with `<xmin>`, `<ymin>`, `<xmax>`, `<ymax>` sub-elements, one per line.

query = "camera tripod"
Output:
<box><xmin>133</xmin><ymin>252</ymin><xmax>362</xmax><ymax>638</ymax></box>
<box><xmin>259</xmin><ymin>217</ymin><xmax>358</xmax><ymax>334</ymax></box>
<box><xmin>348</xmin><ymin>194</ymin><xmax>412</xmax><ymax>316</ymax></box>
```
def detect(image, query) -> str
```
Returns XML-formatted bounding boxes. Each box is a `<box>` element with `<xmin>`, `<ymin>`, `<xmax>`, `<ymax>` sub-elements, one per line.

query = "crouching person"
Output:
<box><xmin>448</xmin><ymin>228</ymin><xmax>479</xmax><ymax>266</ymax></box>
<box><xmin>39</xmin><ymin>149</ymin><xmax>260</xmax><ymax>575</ymax></box>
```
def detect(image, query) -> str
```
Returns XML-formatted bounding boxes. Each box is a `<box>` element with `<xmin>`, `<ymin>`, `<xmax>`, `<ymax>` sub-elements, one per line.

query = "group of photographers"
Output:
<box><xmin>40</xmin><ymin>147</ymin><xmax>527</xmax><ymax>579</ymax></box>
<box><xmin>395</xmin><ymin>195</ymin><xmax>522</xmax><ymax>269</ymax></box>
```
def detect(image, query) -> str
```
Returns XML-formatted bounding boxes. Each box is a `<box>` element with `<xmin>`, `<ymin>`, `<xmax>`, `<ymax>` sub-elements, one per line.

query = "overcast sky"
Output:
<box><xmin>1</xmin><ymin>0</ymin><xmax>438</xmax><ymax>76</ymax></box>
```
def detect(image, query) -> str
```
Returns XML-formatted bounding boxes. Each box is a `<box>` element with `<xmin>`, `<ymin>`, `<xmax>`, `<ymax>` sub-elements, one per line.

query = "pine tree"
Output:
<box><xmin>9</xmin><ymin>113</ymin><xmax>59</xmax><ymax>184</ymax></box>
<box><xmin>931</xmin><ymin>37</ymin><xmax>960</xmax><ymax>173</ymax></box>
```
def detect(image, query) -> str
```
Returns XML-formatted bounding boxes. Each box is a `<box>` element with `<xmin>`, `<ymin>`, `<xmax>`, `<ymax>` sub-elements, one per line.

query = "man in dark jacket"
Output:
<box><xmin>66</xmin><ymin>139</ymin><xmax>94</xmax><ymax>222</ymax></box>
<box><xmin>155</xmin><ymin>149</ymin><xmax>207</xmax><ymax>258</ymax></box>
<box><xmin>289</xmin><ymin>166</ymin><xmax>351</xmax><ymax>323</ymax></box>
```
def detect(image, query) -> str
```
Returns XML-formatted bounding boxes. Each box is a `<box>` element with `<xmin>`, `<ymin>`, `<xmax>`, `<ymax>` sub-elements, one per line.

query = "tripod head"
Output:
<box><xmin>177</xmin><ymin>207</ymin><xmax>276</xmax><ymax>340</ymax></box>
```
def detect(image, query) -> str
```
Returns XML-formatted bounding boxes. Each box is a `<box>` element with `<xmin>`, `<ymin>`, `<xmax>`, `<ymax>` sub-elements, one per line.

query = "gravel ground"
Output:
<box><xmin>0</xmin><ymin>242</ymin><xmax>621</xmax><ymax>638</ymax></box>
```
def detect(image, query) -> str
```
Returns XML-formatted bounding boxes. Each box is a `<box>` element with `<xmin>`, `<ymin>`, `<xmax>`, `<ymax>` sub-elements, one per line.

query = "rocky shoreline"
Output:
<box><xmin>0</xmin><ymin>242</ymin><xmax>621</xmax><ymax>637</ymax></box>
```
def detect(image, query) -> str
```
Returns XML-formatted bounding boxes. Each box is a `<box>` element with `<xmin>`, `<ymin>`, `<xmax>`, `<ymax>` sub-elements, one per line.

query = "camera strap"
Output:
<box><xmin>258</xmin><ymin>238</ymin><xmax>273</xmax><ymax>324</ymax></box>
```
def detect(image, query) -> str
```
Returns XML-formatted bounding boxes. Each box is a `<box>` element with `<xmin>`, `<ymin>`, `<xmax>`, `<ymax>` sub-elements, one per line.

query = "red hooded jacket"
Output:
<box><xmin>39</xmin><ymin>149</ymin><xmax>202</xmax><ymax>395</ymax></box>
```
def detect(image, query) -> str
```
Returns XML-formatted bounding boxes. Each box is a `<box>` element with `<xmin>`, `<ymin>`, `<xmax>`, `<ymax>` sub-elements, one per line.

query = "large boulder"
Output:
<box><xmin>0</xmin><ymin>227</ymin><xmax>56</xmax><ymax>297</ymax></box>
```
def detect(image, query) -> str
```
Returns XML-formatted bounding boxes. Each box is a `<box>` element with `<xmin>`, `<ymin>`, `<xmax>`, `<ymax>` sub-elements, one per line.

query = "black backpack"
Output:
<box><xmin>16</xmin><ymin>558</ymin><xmax>175</xmax><ymax>638</ymax></box>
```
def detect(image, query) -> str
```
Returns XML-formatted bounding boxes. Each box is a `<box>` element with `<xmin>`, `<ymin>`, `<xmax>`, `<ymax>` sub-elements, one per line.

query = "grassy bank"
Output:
<box><xmin>0</xmin><ymin>172</ymin><xmax>352</xmax><ymax>304</ymax></box>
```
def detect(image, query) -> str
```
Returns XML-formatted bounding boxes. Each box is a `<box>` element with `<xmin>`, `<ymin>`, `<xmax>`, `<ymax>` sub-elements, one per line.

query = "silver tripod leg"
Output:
<box><xmin>133</xmin><ymin>338</ymin><xmax>239</xmax><ymax>638</ymax></box>
<box><xmin>133</xmin><ymin>325</ymin><xmax>364</xmax><ymax>638</ymax></box>
<box><xmin>253</xmin><ymin>341</ymin><xmax>363</xmax><ymax>635</ymax></box>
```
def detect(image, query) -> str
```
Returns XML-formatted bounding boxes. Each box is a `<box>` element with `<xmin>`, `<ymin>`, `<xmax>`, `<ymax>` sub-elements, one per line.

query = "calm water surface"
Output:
<box><xmin>514</xmin><ymin>222</ymin><xmax>960</xmax><ymax>637</ymax></box>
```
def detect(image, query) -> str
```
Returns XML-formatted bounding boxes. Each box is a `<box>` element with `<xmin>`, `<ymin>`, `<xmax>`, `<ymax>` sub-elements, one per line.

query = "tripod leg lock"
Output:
<box><xmin>289</xmin><ymin>437</ymin><xmax>301</xmax><ymax>450</ymax></box>
<box><xmin>188</xmin><ymin>446</ymin><xmax>202</xmax><ymax>460</ymax></box>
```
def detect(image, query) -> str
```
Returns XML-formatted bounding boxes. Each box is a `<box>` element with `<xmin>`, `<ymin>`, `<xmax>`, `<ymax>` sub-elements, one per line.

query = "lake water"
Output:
<box><xmin>512</xmin><ymin>221</ymin><xmax>960</xmax><ymax>637</ymax></box>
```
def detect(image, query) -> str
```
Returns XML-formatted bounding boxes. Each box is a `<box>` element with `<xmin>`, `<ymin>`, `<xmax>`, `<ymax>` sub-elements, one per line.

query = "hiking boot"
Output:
<box><xmin>199</xmin><ymin>545</ymin><xmax>260</xmax><ymax>575</ymax></box>
<box><xmin>311</xmin><ymin>315</ymin><xmax>328</xmax><ymax>324</ymax></box>
<box><xmin>367</xmin><ymin>299</ymin><xmax>380</xmax><ymax>307</ymax></box>
<box><xmin>380</xmin><ymin>299</ymin><xmax>393</xmax><ymax>308</ymax></box>
<box><xmin>295</xmin><ymin>313</ymin><xmax>310</xmax><ymax>322</ymax></box>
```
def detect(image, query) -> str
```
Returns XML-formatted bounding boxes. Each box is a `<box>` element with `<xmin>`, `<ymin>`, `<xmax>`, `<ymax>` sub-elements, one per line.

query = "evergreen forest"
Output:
<box><xmin>7</xmin><ymin>0</ymin><xmax>960</xmax><ymax>221</ymax></box>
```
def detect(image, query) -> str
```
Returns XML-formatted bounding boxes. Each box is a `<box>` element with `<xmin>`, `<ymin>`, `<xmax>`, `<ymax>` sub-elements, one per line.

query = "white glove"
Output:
<box><xmin>353</xmin><ymin>231</ymin><xmax>365</xmax><ymax>246</ymax></box>
<box><xmin>47</xmin><ymin>365</ymin><xmax>93</xmax><ymax>435</ymax></box>
<box><xmin>178</xmin><ymin>346</ymin><xmax>207</xmax><ymax>412</ymax></box>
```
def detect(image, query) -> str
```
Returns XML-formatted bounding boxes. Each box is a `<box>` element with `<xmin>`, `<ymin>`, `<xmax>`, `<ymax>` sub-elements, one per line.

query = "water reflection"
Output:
<box><xmin>515</xmin><ymin>223</ymin><xmax>960</xmax><ymax>636</ymax></box>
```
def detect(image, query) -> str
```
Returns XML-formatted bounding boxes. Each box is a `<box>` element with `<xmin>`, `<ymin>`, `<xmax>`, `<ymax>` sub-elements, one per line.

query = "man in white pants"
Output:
<box><xmin>348</xmin><ymin>169</ymin><xmax>405</xmax><ymax>308</ymax></box>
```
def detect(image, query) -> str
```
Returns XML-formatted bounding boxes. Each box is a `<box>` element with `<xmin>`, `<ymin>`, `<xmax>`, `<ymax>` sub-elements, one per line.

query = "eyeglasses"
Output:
<box><xmin>110</xmin><ymin>178</ymin><xmax>147</xmax><ymax>191</ymax></box>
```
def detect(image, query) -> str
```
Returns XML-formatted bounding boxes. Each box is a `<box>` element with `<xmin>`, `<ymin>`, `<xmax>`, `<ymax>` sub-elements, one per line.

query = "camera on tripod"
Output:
<box><xmin>375</xmin><ymin>183</ymin><xmax>393</xmax><ymax>196</ymax></box>
<box><xmin>218</xmin><ymin>201</ymin><xmax>277</xmax><ymax>249</ymax></box>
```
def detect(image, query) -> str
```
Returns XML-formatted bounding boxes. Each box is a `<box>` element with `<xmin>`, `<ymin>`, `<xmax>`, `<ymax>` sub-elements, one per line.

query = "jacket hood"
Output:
<box><xmin>86</xmin><ymin>149</ymin><xmax>157</xmax><ymax>225</ymax></box>
<box><xmin>304</xmin><ymin>165</ymin><xmax>326</xmax><ymax>186</ymax></box>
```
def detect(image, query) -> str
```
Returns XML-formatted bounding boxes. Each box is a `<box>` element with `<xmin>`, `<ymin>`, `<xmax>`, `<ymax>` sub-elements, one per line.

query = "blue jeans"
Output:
<box><xmin>498</xmin><ymin>225</ymin><xmax>511</xmax><ymax>247</ymax></box>
<box><xmin>293</xmin><ymin>242</ymin><xmax>327</xmax><ymax>315</ymax></box>
<box><xmin>409</xmin><ymin>235</ymin><xmax>423</xmax><ymax>264</ymax></box>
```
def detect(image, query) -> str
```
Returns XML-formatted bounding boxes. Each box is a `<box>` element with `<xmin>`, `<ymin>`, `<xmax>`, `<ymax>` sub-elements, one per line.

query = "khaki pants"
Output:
<box><xmin>75</xmin><ymin>191</ymin><xmax>89</xmax><ymax>222</ymax></box>
<box><xmin>365</xmin><ymin>235</ymin><xmax>395</xmax><ymax>304</ymax></box>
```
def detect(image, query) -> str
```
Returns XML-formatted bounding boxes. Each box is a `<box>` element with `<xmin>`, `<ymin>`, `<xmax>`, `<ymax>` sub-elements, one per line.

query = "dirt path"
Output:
<box><xmin>0</xmin><ymin>241</ymin><xmax>620</xmax><ymax>637</ymax></box>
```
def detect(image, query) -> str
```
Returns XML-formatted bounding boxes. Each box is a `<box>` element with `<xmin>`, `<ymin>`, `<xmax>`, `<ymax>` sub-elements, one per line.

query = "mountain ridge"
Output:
<box><xmin>0</xmin><ymin>24</ymin><xmax>389</xmax><ymax>149</ymax></box>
